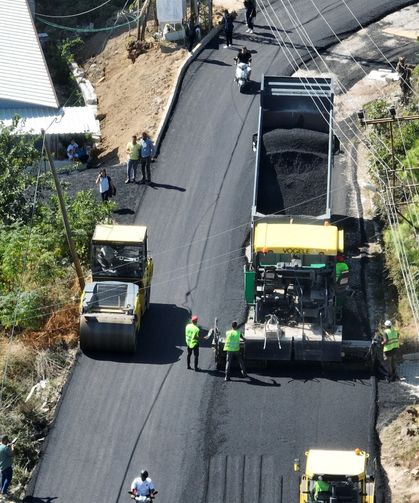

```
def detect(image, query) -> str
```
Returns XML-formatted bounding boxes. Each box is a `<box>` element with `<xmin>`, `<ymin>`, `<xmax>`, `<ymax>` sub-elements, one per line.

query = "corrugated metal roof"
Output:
<box><xmin>0</xmin><ymin>0</ymin><xmax>59</xmax><ymax>108</ymax></box>
<box><xmin>0</xmin><ymin>106</ymin><xmax>100</xmax><ymax>136</ymax></box>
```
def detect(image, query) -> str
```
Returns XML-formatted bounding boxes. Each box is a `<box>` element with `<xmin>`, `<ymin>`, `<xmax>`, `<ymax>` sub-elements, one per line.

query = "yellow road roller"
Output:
<box><xmin>79</xmin><ymin>224</ymin><xmax>153</xmax><ymax>352</ymax></box>
<box><xmin>296</xmin><ymin>448</ymin><xmax>375</xmax><ymax>503</ymax></box>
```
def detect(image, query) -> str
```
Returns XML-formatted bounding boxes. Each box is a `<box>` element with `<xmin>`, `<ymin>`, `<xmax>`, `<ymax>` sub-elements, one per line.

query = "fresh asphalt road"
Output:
<box><xmin>27</xmin><ymin>1</ymin><xmax>413</xmax><ymax>502</ymax></box>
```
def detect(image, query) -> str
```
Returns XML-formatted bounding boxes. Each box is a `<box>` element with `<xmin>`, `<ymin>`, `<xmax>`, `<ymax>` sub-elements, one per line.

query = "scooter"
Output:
<box><xmin>128</xmin><ymin>490</ymin><xmax>158</xmax><ymax>502</ymax></box>
<box><xmin>235</xmin><ymin>62</ymin><xmax>251</xmax><ymax>92</ymax></box>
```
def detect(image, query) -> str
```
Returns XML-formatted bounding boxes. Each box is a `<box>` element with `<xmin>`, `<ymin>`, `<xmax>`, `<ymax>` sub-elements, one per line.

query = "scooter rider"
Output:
<box><xmin>130</xmin><ymin>469</ymin><xmax>157</xmax><ymax>501</ymax></box>
<box><xmin>234</xmin><ymin>46</ymin><xmax>252</xmax><ymax>80</ymax></box>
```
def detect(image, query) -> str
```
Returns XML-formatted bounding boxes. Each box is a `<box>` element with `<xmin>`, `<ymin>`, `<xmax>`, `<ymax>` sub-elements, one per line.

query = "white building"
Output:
<box><xmin>0</xmin><ymin>0</ymin><xmax>100</xmax><ymax>143</ymax></box>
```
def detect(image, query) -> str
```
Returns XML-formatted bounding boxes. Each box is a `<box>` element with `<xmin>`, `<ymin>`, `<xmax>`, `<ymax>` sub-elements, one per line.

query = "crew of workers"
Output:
<box><xmin>185</xmin><ymin>317</ymin><xmax>247</xmax><ymax>380</ymax></box>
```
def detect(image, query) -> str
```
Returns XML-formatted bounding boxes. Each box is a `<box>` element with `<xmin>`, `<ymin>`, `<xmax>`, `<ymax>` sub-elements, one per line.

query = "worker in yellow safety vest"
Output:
<box><xmin>382</xmin><ymin>319</ymin><xmax>400</xmax><ymax>381</ymax></box>
<box><xmin>224</xmin><ymin>321</ymin><xmax>247</xmax><ymax>381</ymax></box>
<box><xmin>185</xmin><ymin>315</ymin><xmax>205</xmax><ymax>371</ymax></box>
<box><xmin>313</xmin><ymin>476</ymin><xmax>331</xmax><ymax>501</ymax></box>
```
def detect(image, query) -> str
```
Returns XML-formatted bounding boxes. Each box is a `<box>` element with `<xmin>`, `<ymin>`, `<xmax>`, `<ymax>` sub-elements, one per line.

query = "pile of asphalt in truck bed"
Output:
<box><xmin>257</xmin><ymin>128</ymin><xmax>329</xmax><ymax>216</ymax></box>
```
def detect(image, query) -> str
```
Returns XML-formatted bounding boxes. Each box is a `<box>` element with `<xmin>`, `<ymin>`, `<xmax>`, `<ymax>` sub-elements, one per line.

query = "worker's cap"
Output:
<box><xmin>384</xmin><ymin>320</ymin><xmax>392</xmax><ymax>327</ymax></box>
<box><xmin>191</xmin><ymin>315</ymin><xmax>198</xmax><ymax>322</ymax></box>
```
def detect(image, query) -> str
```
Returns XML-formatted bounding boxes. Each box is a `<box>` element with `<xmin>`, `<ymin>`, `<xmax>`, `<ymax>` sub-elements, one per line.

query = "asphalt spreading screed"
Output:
<box><xmin>257</xmin><ymin>128</ymin><xmax>329</xmax><ymax>216</ymax></box>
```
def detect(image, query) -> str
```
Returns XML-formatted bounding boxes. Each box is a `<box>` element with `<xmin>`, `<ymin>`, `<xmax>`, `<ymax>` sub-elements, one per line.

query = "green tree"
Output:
<box><xmin>0</xmin><ymin>120</ymin><xmax>40</xmax><ymax>224</ymax></box>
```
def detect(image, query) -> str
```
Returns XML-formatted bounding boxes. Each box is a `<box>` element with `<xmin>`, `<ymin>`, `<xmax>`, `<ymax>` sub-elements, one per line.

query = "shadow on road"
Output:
<box><xmin>84</xmin><ymin>303</ymin><xmax>189</xmax><ymax>364</ymax></box>
<box><xmin>23</xmin><ymin>497</ymin><xmax>58</xmax><ymax>503</ymax></box>
<box><xmin>241</xmin><ymin>80</ymin><xmax>261</xmax><ymax>95</ymax></box>
<box><xmin>113</xmin><ymin>208</ymin><xmax>135</xmax><ymax>215</ymax></box>
<box><xmin>199</xmin><ymin>58</ymin><xmax>232</xmax><ymax>66</ymax></box>
<box><xmin>148</xmin><ymin>181</ymin><xmax>186</xmax><ymax>191</ymax></box>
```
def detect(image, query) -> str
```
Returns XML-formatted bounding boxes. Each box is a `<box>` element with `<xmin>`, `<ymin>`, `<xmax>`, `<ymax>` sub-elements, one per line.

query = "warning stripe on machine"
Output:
<box><xmin>204</xmin><ymin>455</ymin><xmax>283</xmax><ymax>503</ymax></box>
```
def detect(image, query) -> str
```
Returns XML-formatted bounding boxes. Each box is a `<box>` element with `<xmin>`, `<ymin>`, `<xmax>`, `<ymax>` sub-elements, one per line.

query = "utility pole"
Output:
<box><xmin>208</xmin><ymin>0</ymin><xmax>213</xmax><ymax>29</ymax></box>
<box><xmin>42</xmin><ymin>130</ymin><xmax>85</xmax><ymax>291</ymax></box>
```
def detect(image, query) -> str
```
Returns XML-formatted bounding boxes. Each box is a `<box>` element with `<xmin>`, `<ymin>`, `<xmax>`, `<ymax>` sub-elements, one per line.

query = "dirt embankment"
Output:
<box><xmin>83</xmin><ymin>33</ymin><xmax>188</xmax><ymax>163</ymax></box>
<box><xmin>379</xmin><ymin>405</ymin><xmax>419</xmax><ymax>503</ymax></box>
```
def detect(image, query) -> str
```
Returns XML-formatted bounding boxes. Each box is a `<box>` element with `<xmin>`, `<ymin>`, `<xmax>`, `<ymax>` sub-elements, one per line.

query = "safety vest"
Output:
<box><xmin>224</xmin><ymin>329</ymin><xmax>241</xmax><ymax>352</ymax></box>
<box><xmin>185</xmin><ymin>323</ymin><xmax>200</xmax><ymax>349</ymax></box>
<box><xmin>383</xmin><ymin>328</ymin><xmax>399</xmax><ymax>352</ymax></box>
<box><xmin>336</xmin><ymin>261</ymin><xmax>349</xmax><ymax>282</ymax></box>
<box><xmin>314</xmin><ymin>480</ymin><xmax>330</xmax><ymax>499</ymax></box>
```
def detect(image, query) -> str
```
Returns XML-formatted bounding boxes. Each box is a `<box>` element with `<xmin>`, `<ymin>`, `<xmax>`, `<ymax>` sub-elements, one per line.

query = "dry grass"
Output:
<box><xmin>0</xmin><ymin>300</ymin><xmax>79</xmax><ymax>499</ymax></box>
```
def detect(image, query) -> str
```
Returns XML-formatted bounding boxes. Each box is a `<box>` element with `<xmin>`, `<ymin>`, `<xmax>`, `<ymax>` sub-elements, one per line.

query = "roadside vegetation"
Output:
<box><xmin>0</xmin><ymin>121</ymin><xmax>114</xmax><ymax>497</ymax></box>
<box><xmin>364</xmin><ymin>67</ymin><xmax>419</xmax><ymax>342</ymax></box>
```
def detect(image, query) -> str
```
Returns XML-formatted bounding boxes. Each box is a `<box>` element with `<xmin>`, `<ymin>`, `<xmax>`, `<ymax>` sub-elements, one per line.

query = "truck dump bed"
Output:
<box><xmin>253</xmin><ymin>76</ymin><xmax>334</xmax><ymax>219</ymax></box>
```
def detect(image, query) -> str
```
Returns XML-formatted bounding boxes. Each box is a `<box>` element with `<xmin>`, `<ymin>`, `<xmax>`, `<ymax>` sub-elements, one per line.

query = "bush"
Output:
<box><xmin>0</xmin><ymin>290</ymin><xmax>47</xmax><ymax>330</ymax></box>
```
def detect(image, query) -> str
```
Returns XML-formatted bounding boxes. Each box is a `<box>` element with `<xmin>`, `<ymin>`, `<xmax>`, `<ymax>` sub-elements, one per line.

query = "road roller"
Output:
<box><xmin>295</xmin><ymin>448</ymin><xmax>375</xmax><ymax>503</ymax></box>
<box><xmin>79</xmin><ymin>224</ymin><xmax>153</xmax><ymax>353</ymax></box>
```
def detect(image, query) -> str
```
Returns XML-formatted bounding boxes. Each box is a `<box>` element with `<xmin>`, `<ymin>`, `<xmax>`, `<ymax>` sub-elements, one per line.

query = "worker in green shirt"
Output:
<box><xmin>185</xmin><ymin>315</ymin><xmax>209</xmax><ymax>371</ymax></box>
<box><xmin>224</xmin><ymin>321</ymin><xmax>247</xmax><ymax>381</ymax></box>
<box><xmin>382</xmin><ymin>319</ymin><xmax>400</xmax><ymax>382</ymax></box>
<box><xmin>313</xmin><ymin>476</ymin><xmax>330</xmax><ymax>500</ymax></box>
<box><xmin>335</xmin><ymin>255</ymin><xmax>349</xmax><ymax>283</ymax></box>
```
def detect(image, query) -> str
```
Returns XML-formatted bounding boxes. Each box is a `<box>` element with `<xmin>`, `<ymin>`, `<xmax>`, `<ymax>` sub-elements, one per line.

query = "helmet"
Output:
<box><xmin>384</xmin><ymin>320</ymin><xmax>392</xmax><ymax>328</ymax></box>
<box><xmin>140</xmin><ymin>469</ymin><xmax>148</xmax><ymax>480</ymax></box>
<box><xmin>191</xmin><ymin>315</ymin><xmax>198</xmax><ymax>322</ymax></box>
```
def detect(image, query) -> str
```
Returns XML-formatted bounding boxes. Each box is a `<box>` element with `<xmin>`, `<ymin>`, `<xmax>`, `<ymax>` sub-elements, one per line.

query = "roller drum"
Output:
<box><xmin>80</xmin><ymin>313</ymin><xmax>137</xmax><ymax>353</ymax></box>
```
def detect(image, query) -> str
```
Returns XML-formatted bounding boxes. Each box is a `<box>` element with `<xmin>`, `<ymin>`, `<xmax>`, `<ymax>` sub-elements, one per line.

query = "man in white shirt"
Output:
<box><xmin>130</xmin><ymin>469</ymin><xmax>157</xmax><ymax>501</ymax></box>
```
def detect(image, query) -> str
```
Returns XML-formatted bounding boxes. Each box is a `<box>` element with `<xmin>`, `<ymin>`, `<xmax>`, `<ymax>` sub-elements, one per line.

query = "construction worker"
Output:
<box><xmin>335</xmin><ymin>255</ymin><xmax>349</xmax><ymax>283</ymax></box>
<box><xmin>396</xmin><ymin>56</ymin><xmax>415</xmax><ymax>104</ymax></box>
<box><xmin>185</xmin><ymin>315</ymin><xmax>202</xmax><ymax>371</ymax></box>
<box><xmin>224</xmin><ymin>321</ymin><xmax>247</xmax><ymax>381</ymax></box>
<box><xmin>382</xmin><ymin>319</ymin><xmax>400</xmax><ymax>381</ymax></box>
<box><xmin>313</xmin><ymin>476</ymin><xmax>330</xmax><ymax>501</ymax></box>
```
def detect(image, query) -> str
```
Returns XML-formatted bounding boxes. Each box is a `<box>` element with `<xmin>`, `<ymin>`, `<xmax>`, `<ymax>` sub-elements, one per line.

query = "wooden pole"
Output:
<box><xmin>42</xmin><ymin>130</ymin><xmax>85</xmax><ymax>291</ymax></box>
<box><xmin>140</xmin><ymin>0</ymin><xmax>151</xmax><ymax>41</ymax></box>
<box><xmin>208</xmin><ymin>0</ymin><xmax>213</xmax><ymax>29</ymax></box>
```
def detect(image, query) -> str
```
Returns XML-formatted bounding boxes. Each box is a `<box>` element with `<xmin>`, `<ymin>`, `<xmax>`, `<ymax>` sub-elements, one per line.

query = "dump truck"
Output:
<box><xmin>214</xmin><ymin>76</ymin><xmax>355</xmax><ymax>368</ymax></box>
<box><xmin>79</xmin><ymin>224</ymin><xmax>153</xmax><ymax>352</ymax></box>
<box><xmin>296</xmin><ymin>449</ymin><xmax>375</xmax><ymax>503</ymax></box>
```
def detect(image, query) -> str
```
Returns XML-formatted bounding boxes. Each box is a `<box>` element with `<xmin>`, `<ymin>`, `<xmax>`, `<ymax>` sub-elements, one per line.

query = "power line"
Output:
<box><xmin>36</xmin><ymin>0</ymin><xmax>113</xmax><ymax>19</ymax></box>
<box><xmin>36</xmin><ymin>12</ymin><xmax>139</xmax><ymax>33</ymax></box>
<box><xmin>256</xmin><ymin>0</ymin><xmax>419</xmax><ymax>330</ymax></box>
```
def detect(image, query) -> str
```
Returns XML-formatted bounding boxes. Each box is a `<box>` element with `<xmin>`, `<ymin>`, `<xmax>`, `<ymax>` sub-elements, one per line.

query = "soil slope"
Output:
<box><xmin>83</xmin><ymin>33</ymin><xmax>187</xmax><ymax>162</ymax></box>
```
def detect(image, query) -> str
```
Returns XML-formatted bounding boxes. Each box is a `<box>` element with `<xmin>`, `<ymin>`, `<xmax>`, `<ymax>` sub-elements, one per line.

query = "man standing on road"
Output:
<box><xmin>126</xmin><ymin>134</ymin><xmax>141</xmax><ymax>184</ymax></box>
<box><xmin>221</xmin><ymin>10</ymin><xmax>234</xmax><ymax>48</ymax></box>
<box><xmin>244</xmin><ymin>0</ymin><xmax>255</xmax><ymax>33</ymax></box>
<box><xmin>224</xmin><ymin>321</ymin><xmax>247</xmax><ymax>381</ymax></box>
<box><xmin>0</xmin><ymin>435</ymin><xmax>14</xmax><ymax>499</ymax></box>
<box><xmin>185</xmin><ymin>315</ymin><xmax>202</xmax><ymax>371</ymax></box>
<box><xmin>382</xmin><ymin>319</ymin><xmax>400</xmax><ymax>382</ymax></box>
<box><xmin>185</xmin><ymin>316</ymin><xmax>210</xmax><ymax>371</ymax></box>
<box><xmin>139</xmin><ymin>132</ymin><xmax>155</xmax><ymax>185</ymax></box>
